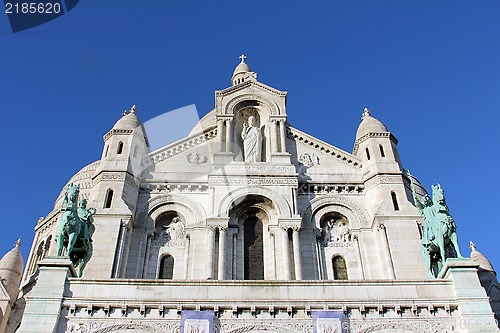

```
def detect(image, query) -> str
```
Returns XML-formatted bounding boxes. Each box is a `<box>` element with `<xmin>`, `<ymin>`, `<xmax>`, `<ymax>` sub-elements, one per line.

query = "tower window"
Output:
<box><xmin>379</xmin><ymin>145</ymin><xmax>385</xmax><ymax>157</ymax></box>
<box><xmin>104</xmin><ymin>145</ymin><xmax>109</xmax><ymax>158</ymax></box>
<box><xmin>117</xmin><ymin>141</ymin><xmax>124</xmax><ymax>154</ymax></box>
<box><xmin>159</xmin><ymin>255</ymin><xmax>174</xmax><ymax>279</ymax></box>
<box><xmin>104</xmin><ymin>189</ymin><xmax>114</xmax><ymax>208</ymax></box>
<box><xmin>391</xmin><ymin>191</ymin><xmax>400</xmax><ymax>211</ymax></box>
<box><xmin>365</xmin><ymin>148</ymin><xmax>371</xmax><ymax>160</ymax></box>
<box><xmin>332</xmin><ymin>256</ymin><xmax>348</xmax><ymax>280</ymax></box>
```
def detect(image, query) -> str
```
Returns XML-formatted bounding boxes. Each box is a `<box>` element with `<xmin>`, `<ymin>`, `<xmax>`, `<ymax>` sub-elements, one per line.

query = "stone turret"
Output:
<box><xmin>0</xmin><ymin>240</ymin><xmax>23</xmax><ymax>333</ymax></box>
<box><xmin>353</xmin><ymin>108</ymin><xmax>402</xmax><ymax>172</ymax></box>
<box><xmin>470</xmin><ymin>241</ymin><xmax>500</xmax><ymax>327</ymax></box>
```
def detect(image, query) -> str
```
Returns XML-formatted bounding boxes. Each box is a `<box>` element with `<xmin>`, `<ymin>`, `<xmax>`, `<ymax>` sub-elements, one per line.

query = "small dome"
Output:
<box><xmin>233</xmin><ymin>61</ymin><xmax>251</xmax><ymax>76</ymax></box>
<box><xmin>113</xmin><ymin>105</ymin><xmax>142</xmax><ymax>130</ymax></box>
<box><xmin>470</xmin><ymin>241</ymin><xmax>495</xmax><ymax>272</ymax></box>
<box><xmin>0</xmin><ymin>240</ymin><xmax>24</xmax><ymax>299</ymax></box>
<box><xmin>355</xmin><ymin>108</ymin><xmax>388</xmax><ymax>140</ymax></box>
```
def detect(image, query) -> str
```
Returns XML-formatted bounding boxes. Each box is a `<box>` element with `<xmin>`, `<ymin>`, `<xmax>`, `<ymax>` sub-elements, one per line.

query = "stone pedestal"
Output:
<box><xmin>439</xmin><ymin>258</ymin><xmax>499</xmax><ymax>333</ymax></box>
<box><xmin>17</xmin><ymin>257</ymin><xmax>76</xmax><ymax>333</ymax></box>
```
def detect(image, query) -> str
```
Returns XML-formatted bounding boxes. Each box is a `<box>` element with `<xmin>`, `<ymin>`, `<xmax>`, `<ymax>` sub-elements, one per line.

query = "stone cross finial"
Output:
<box><xmin>130</xmin><ymin>105</ymin><xmax>137</xmax><ymax>114</ymax></box>
<box><xmin>470</xmin><ymin>240</ymin><xmax>477</xmax><ymax>251</ymax></box>
<box><xmin>15</xmin><ymin>239</ymin><xmax>21</xmax><ymax>248</ymax></box>
<box><xmin>362</xmin><ymin>107</ymin><xmax>371</xmax><ymax>119</ymax></box>
<box><xmin>239</xmin><ymin>54</ymin><xmax>247</xmax><ymax>63</ymax></box>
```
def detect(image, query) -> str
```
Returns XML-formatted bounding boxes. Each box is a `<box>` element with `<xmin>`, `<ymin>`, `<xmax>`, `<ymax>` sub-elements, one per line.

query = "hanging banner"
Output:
<box><xmin>312</xmin><ymin>310</ymin><xmax>344</xmax><ymax>333</ymax></box>
<box><xmin>180</xmin><ymin>310</ymin><xmax>214</xmax><ymax>333</ymax></box>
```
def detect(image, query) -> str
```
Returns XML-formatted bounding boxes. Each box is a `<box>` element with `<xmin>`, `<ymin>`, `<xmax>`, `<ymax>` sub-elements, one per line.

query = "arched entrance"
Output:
<box><xmin>228</xmin><ymin>194</ymin><xmax>277</xmax><ymax>280</ymax></box>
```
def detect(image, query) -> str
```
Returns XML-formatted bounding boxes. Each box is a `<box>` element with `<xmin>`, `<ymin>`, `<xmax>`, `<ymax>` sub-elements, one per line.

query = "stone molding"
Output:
<box><xmin>298</xmin><ymin>183</ymin><xmax>364</xmax><ymax>195</ymax></box>
<box><xmin>136</xmin><ymin>194</ymin><xmax>206</xmax><ymax>227</ymax></box>
<box><xmin>301</xmin><ymin>195</ymin><xmax>371</xmax><ymax>230</ymax></box>
<box><xmin>65</xmin><ymin>321</ymin><xmax>179</xmax><ymax>333</ymax></box>
<box><xmin>220</xmin><ymin>321</ymin><xmax>311</xmax><ymax>333</ymax></box>
<box><xmin>364</xmin><ymin>174</ymin><xmax>403</xmax><ymax>191</ymax></box>
<box><xmin>287</xmin><ymin>127</ymin><xmax>361</xmax><ymax>168</ymax></box>
<box><xmin>222</xmin><ymin>93</ymin><xmax>280</xmax><ymax>116</ymax></box>
<box><xmin>353</xmin><ymin>132</ymin><xmax>398</xmax><ymax>154</ymax></box>
<box><xmin>218</xmin><ymin>185</ymin><xmax>292</xmax><ymax>218</ymax></box>
<box><xmin>140</xmin><ymin>184</ymin><xmax>209</xmax><ymax>194</ymax></box>
<box><xmin>216</xmin><ymin>80</ymin><xmax>287</xmax><ymax>99</ymax></box>
<box><xmin>213</xmin><ymin>164</ymin><xmax>296</xmax><ymax>175</ymax></box>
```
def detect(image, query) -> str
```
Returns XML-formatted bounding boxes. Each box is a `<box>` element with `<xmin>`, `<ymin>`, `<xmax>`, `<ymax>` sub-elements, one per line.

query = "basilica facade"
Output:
<box><xmin>4</xmin><ymin>58</ymin><xmax>499</xmax><ymax>333</ymax></box>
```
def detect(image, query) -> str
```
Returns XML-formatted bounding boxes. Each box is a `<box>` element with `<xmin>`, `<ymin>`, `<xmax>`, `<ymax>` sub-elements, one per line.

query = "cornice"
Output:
<box><xmin>353</xmin><ymin>132</ymin><xmax>398</xmax><ymax>155</ymax></box>
<box><xmin>149</xmin><ymin>127</ymin><xmax>217</xmax><ymax>163</ymax></box>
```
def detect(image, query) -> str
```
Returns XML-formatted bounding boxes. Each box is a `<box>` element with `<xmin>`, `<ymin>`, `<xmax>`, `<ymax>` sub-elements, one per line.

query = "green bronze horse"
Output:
<box><xmin>56</xmin><ymin>183</ymin><xmax>95</xmax><ymax>277</ymax></box>
<box><xmin>411</xmin><ymin>181</ymin><xmax>462</xmax><ymax>277</ymax></box>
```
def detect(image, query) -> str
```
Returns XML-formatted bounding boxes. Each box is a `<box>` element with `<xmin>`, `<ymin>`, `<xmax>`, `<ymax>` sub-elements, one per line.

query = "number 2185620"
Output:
<box><xmin>5</xmin><ymin>2</ymin><xmax>61</xmax><ymax>14</ymax></box>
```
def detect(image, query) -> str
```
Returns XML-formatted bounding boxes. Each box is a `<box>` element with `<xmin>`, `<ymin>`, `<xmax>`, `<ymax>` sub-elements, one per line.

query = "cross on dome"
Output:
<box><xmin>239</xmin><ymin>54</ymin><xmax>247</xmax><ymax>63</ymax></box>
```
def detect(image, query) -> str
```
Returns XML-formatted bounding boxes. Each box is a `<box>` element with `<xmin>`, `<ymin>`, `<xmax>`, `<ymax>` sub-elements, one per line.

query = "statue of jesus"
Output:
<box><xmin>241</xmin><ymin>116</ymin><xmax>262</xmax><ymax>162</ymax></box>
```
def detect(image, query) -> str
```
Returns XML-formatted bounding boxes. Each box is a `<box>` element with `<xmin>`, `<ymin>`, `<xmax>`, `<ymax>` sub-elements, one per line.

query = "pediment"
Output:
<box><xmin>216</xmin><ymin>80</ymin><xmax>287</xmax><ymax>99</ymax></box>
<box><xmin>288</xmin><ymin>126</ymin><xmax>362</xmax><ymax>170</ymax></box>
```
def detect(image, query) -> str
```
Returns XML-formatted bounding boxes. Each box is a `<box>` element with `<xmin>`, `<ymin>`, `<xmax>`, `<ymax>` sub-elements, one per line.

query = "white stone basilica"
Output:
<box><xmin>1</xmin><ymin>57</ymin><xmax>499</xmax><ymax>333</ymax></box>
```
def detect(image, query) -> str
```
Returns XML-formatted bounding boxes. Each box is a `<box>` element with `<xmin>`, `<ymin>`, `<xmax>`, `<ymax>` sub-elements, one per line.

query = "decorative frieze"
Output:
<box><xmin>299</xmin><ymin>153</ymin><xmax>320</xmax><ymax>167</ymax></box>
<box><xmin>364</xmin><ymin>175</ymin><xmax>402</xmax><ymax>191</ymax></box>
<box><xmin>209</xmin><ymin>176</ymin><xmax>298</xmax><ymax>186</ymax></box>
<box><xmin>140</xmin><ymin>184</ymin><xmax>209</xmax><ymax>194</ymax></box>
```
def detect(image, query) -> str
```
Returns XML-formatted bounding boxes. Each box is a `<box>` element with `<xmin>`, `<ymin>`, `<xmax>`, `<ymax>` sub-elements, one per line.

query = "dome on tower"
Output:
<box><xmin>355</xmin><ymin>108</ymin><xmax>388</xmax><ymax>140</ymax></box>
<box><xmin>0</xmin><ymin>240</ymin><xmax>24</xmax><ymax>299</ymax></box>
<box><xmin>113</xmin><ymin>105</ymin><xmax>143</xmax><ymax>130</ymax></box>
<box><xmin>233</xmin><ymin>60</ymin><xmax>251</xmax><ymax>76</ymax></box>
<box><xmin>470</xmin><ymin>241</ymin><xmax>495</xmax><ymax>273</ymax></box>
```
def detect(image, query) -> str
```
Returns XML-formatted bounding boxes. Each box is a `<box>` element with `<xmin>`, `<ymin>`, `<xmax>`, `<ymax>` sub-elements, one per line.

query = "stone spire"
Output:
<box><xmin>0</xmin><ymin>240</ymin><xmax>24</xmax><ymax>300</ymax></box>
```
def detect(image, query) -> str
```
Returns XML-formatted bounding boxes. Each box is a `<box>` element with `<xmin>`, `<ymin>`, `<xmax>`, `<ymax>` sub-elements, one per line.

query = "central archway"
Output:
<box><xmin>228</xmin><ymin>194</ymin><xmax>278</xmax><ymax>280</ymax></box>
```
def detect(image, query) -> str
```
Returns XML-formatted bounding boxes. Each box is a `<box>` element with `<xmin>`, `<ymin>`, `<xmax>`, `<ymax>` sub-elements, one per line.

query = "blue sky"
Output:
<box><xmin>1</xmin><ymin>1</ymin><xmax>499</xmax><ymax>272</ymax></box>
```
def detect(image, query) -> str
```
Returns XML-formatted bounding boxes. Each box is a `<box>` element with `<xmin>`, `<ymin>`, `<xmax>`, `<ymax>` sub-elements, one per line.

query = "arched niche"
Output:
<box><xmin>219</xmin><ymin>186</ymin><xmax>292</xmax><ymax>219</ymax></box>
<box><xmin>302</xmin><ymin>195</ymin><xmax>370</xmax><ymax>230</ymax></box>
<box><xmin>231</xmin><ymin>99</ymin><xmax>271</xmax><ymax>162</ymax></box>
<box><xmin>136</xmin><ymin>194</ymin><xmax>206</xmax><ymax>229</ymax></box>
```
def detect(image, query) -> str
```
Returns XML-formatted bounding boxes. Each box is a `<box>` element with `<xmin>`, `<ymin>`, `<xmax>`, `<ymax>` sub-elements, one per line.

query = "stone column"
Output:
<box><xmin>207</xmin><ymin>227</ymin><xmax>216</xmax><ymax>279</ymax></box>
<box><xmin>292</xmin><ymin>227</ymin><xmax>302</xmax><ymax>280</ymax></box>
<box><xmin>217</xmin><ymin>119</ymin><xmax>224</xmax><ymax>152</ymax></box>
<box><xmin>377</xmin><ymin>224</ymin><xmax>396</xmax><ymax>279</ymax></box>
<box><xmin>113</xmin><ymin>219</ymin><xmax>129</xmax><ymax>278</ymax></box>
<box><xmin>271</xmin><ymin>120</ymin><xmax>278</xmax><ymax>154</ymax></box>
<box><xmin>225</xmin><ymin>119</ymin><xmax>232</xmax><ymax>153</ymax></box>
<box><xmin>281</xmin><ymin>227</ymin><xmax>291</xmax><ymax>280</ymax></box>
<box><xmin>279</xmin><ymin>119</ymin><xmax>286</xmax><ymax>153</ymax></box>
<box><xmin>218</xmin><ymin>226</ymin><xmax>227</xmax><ymax>280</ymax></box>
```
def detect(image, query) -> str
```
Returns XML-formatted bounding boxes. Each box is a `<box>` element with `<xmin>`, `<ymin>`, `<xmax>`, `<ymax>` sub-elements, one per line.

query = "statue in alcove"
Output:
<box><xmin>162</xmin><ymin>217</ymin><xmax>185</xmax><ymax>240</ymax></box>
<box><xmin>241</xmin><ymin>115</ymin><xmax>262</xmax><ymax>162</ymax></box>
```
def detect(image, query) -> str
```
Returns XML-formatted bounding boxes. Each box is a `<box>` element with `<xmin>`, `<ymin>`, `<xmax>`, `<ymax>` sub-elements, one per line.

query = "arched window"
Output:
<box><xmin>159</xmin><ymin>255</ymin><xmax>174</xmax><ymax>279</ymax></box>
<box><xmin>43</xmin><ymin>236</ymin><xmax>52</xmax><ymax>258</ymax></box>
<box><xmin>379</xmin><ymin>144</ymin><xmax>385</xmax><ymax>157</ymax></box>
<box><xmin>365</xmin><ymin>148</ymin><xmax>371</xmax><ymax>160</ymax></box>
<box><xmin>391</xmin><ymin>191</ymin><xmax>400</xmax><ymax>211</ymax></box>
<box><xmin>117</xmin><ymin>141</ymin><xmax>124</xmax><ymax>154</ymax></box>
<box><xmin>332</xmin><ymin>256</ymin><xmax>348</xmax><ymax>280</ymax></box>
<box><xmin>104</xmin><ymin>189</ymin><xmax>114</xmax><ymax>208</ymax></box>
